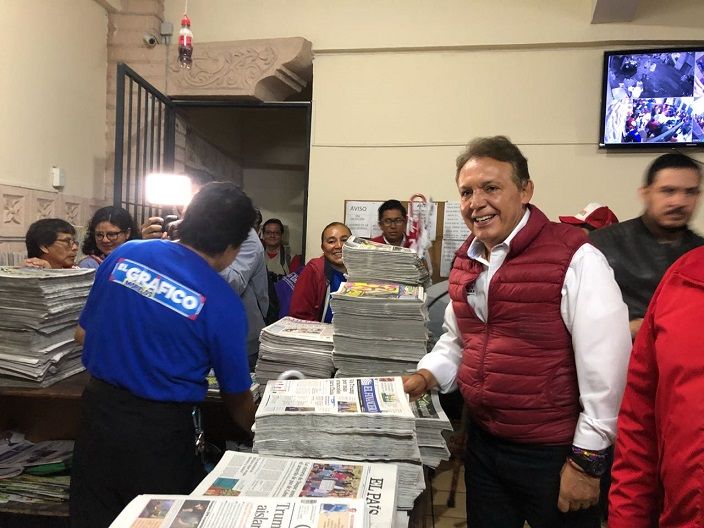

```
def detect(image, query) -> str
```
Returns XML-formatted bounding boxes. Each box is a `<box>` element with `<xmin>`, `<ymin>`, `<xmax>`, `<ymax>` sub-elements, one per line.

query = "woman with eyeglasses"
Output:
<box><xmin>24</xmin><ymin>218</ymin><xmax>79</xmax><ymax>269</ymax></box>
<box><xmin>78</xmin><ymin>206</ymin><xmax>139</xmax><ymax>269</ymax></box>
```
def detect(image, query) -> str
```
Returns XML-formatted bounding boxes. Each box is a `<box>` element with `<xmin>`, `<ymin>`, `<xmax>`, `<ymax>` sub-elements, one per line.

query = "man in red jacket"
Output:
<box><xmin>371</xmin><ymin>200</ymin><xmax>412</xmax><ymax>247</ymax></box>
<box><xmin>404</xmin><ymin>136</ymin><xmax>631</xmax><ymax>527</ymax></box>
<box><xmin>609</xmin><ymin>245</ymin><xmax>704</xmax><ymax>527</ymax></box>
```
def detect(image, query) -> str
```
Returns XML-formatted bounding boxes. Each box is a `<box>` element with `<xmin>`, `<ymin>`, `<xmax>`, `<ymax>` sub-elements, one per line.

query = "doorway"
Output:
<box><xmin>175</xmin><ymin>101</ymin><xmax>311</xmax><ymax>262</ymax></box>
<box><xmin>113</xmin><ymin>64</ymin><xmax>312</xmax><ymax>262</ymax></box>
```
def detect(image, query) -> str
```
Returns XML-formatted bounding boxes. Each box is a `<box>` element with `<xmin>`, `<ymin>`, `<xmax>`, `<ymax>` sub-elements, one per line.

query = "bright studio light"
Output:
<box><xmin>145</xmin><ymin>173</ymin><xmax>193</xmax><ymax>206</ymax></box>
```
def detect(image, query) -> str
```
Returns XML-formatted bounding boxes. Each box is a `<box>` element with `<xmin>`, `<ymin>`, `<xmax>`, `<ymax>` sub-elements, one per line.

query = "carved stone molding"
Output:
<box><xmin>36</xmin><ymin>198</ymin><xmax>56</xmax><ymax>220</ymax></box>
<box><xmin>167</xmin><ymin>37</ymin><xmax>312</xmax><ymax>101</ymax></box>
<box><xmin>3</xmin><ymin>194</ymin><xmax>24</xmax><ymax>226</ymax></box>
<box><xmin>63</xmin><ymin>201</ymin><xmax>81</xmax><ymax>226</ymax></box>
<box><xmin>0</xmin><ymin>183</ymin><xmax>106</xmax><ymax>248</ymax></box>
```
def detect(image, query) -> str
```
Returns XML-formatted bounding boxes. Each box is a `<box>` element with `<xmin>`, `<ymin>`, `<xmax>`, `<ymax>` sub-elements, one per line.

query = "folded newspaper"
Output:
<box><xmin>254</xmin><ymin>377</ymin><xmax>424</xmax><ymax>510</ymax></box>
<box><xmin>109</xmin><ymin>495</ymin><xmax>368</xmax><ymax>528</ymax></box>
<box><xmin>192</xmin><ymin>451</ymin><xmax>396</xmax><ymax>528</ymax></box>
<box><xmin>256</xmin><ymin>318</ymin><xmax>335</xmax><ymax>386</ymax></box>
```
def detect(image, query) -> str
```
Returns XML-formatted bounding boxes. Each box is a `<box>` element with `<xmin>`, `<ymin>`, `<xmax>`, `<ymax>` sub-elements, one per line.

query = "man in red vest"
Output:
<box><xmin>404</xmin><ymin>136</ymin><xmax>631</xmax><ymax>528</ymax></box>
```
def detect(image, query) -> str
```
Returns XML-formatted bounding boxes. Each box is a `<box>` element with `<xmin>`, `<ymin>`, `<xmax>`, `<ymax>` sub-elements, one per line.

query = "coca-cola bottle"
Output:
<box><xmin>178</xmin><ymin>14</ymin><xmax>193</xmax><ymax>69</ymax></box>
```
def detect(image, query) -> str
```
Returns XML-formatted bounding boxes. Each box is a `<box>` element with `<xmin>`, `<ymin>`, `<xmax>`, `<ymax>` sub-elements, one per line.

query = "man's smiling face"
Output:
<box><xmin>458</xmin><ymin>156</ymin><xmax>533</xmax><ymax>252</ymax></box>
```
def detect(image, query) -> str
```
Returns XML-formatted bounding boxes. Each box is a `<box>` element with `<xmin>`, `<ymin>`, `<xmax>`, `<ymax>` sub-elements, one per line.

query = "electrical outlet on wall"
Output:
<box><xmin>50</xmin><ymin>166</ymin><xmax>65</xmax><ymax>189</ymax></box>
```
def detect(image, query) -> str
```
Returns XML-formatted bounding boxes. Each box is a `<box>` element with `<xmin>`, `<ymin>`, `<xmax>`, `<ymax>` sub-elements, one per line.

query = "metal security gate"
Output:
<box><xmin>113</xmin><ymin>63</ymin><xmax>175</xmax><ymax>226</ymax></box>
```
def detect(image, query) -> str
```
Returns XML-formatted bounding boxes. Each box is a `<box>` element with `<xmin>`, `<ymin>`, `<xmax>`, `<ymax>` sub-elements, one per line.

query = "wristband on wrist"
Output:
<box><xmin>568</xmin><ymin>446</ymin><xmax>608</xmax><ymax>478</ymax></box>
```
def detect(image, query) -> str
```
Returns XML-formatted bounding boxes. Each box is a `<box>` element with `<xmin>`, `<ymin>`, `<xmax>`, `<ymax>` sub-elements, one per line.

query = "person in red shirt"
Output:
<box><xmin>371</xmin><ymin>200</ymin><xmax>411</xmax><ymax>247</ymax></box>
<box><xmin>609</xmin><ymin>245</ymin><xmax>704</xmax><ymax>528</ymax></box>
<box><xmin>289</xmin><ymin>222</ymin><xmax>351</xmax><ymax>322</ymax></box>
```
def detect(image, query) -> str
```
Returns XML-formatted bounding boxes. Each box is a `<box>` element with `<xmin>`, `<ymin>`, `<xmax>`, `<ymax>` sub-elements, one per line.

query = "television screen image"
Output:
<box><xmin>600</xmin><ymin>48</ymin><xmax>704</xmax><ymax>148</ymax></box>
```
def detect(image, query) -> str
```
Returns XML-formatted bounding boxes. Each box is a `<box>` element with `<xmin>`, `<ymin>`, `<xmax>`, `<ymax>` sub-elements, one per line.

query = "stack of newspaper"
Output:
<box><xmin>110</xmin><ymin>495</ymin><xmax>368</xmax><ymax>528</ymax></box>
<box><xmin>208</xmin><ymin>371</ymin><xmax>261</xmax><ymax>403</ymax></box>
<box><xmin>0</xmin><ymin>267</ymin><xmax>94</xmax><ymax>387</ymax></box>
<box><xmin>256</xmin><ymin>317</ymin><xmax>335</xmax><ymax>385</ymax></box>
<box><xmin>0</xmin><ymin>432</ymin><xmax>74</xmax><ymax>480</ymax></box>
<box><xmin>253</xmin><ymin>377</ymin><xmax>425</xmax><ymax>512</ymax></box>
<box><xmin>410</xmin><ymin>393</ymin><xmax>452</xmax><ymax>468</ymax></box>
<box><xmin>0</xmin><ymin>474</ymin><xmax>70</xmax><ymax>505</ymax></box>
<box><xmin>330</xmin><ymin>282</ymin><xmax>428</xmax><ymax>377</ymax></box>
<box><xmin>191</xmin><ymin>451</ymin><xmax>397</xmax><ymax>528</ymax></box>
<box><xmin>342</xmin><ymin>237</ymin><xmax>429</xmax><ymax>287</ymax></box>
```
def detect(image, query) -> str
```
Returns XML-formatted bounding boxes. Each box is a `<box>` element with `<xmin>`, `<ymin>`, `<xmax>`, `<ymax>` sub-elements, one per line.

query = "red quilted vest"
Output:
<box><xmin>449</xmin><ymin>205</ymin><xmax>587</xmax><ymax>444</ymax></box>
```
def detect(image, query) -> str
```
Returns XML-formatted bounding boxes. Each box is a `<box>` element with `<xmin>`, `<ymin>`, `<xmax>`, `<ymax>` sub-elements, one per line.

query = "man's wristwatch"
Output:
<box><xmin>568</xmin><ymin>446</ymin><xmax>608</xmax><ymax>478</ymax></box>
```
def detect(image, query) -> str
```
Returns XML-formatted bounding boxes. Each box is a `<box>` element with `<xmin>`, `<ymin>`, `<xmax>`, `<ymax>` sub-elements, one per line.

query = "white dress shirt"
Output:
<box><xmin>418</xmin><ymin>209</ymin><xmax>631</xmax><ymax>450</ymax></box>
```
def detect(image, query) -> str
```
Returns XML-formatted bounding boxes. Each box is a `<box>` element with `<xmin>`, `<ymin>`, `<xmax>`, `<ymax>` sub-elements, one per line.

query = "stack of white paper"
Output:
<box><xmin>330</xmin><ymin>282</ymin><xmax>428</xmax><ymax>378</ymax></box>
<box><xmin>0</xmin><ymin>267</ymin><xmax>94</xmax><ymax>387</ymax></box>
<box><xmin>256</xmin><ymin>317</ymin><xmax>335</xmax><ymax>385</ymax></box>
<box><xmin>253</xmin><ymin>377</ymin><xmax>425</xmax><ymax>511</ymax></box>
<box><xmin>342</xmin><ymin>237</ymin><xmax>429</xmax><ymax>287</ymax></box>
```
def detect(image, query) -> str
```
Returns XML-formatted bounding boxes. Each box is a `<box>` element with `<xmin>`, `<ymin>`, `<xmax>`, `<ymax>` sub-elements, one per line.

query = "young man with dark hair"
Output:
<box><xmin>590</xmin><ymin>152</ymin><xmax>703</xmax><ymax>338</ymax></box>
<box><xmin>404</xmin><ymin>136</ymin><xmax>631</xmax><ymax>528</ymax></box>
<box><xmin>371</xmin><ymin>199</ymin><xmax>411</xmax><ymax>247</ymax></box>
<box><xmin>70</xmin><ymin>182</ymin><xmax>257</xmax><ymax>528</ymax></box>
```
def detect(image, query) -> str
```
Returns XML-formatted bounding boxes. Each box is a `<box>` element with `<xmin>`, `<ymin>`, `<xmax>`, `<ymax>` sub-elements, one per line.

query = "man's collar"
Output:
<box><xmin>384</xmin><ymin>234</ymin><xmax>406</xmax><ymax>246</ymax></box>
<box><xmin>467</xmin><ymin>208</ymin><xmax>531</xmax><ymax>260</ymax></box>
<box><xmin>639</xmin><ymin>214</ymin><xmax>689</xmax><ymax>245</ymax></box>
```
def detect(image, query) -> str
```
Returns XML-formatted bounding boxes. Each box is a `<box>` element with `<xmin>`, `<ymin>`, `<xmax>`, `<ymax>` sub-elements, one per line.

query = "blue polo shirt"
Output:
<box><xmin>79</xmin><ymin>239</ymin><xmax>251</xmax><ymax>402</ymax></box>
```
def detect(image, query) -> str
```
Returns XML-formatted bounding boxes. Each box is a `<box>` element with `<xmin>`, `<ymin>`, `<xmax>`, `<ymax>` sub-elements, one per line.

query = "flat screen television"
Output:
<box><xmin>600</xmin><ymin>47</ymin><xmax>704</xmax><ymax>148</ymax></box>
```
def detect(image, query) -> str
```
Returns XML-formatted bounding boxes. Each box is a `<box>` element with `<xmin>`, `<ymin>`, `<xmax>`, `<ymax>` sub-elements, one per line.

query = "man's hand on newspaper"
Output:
<box><xmin>402</xmin><ymin>369</ymin><xmax>436</xmax><ymax>401</ymax></box>
<box><xmin>141</xmin><ymin>217</ymin><xmax>167</xmax><ymax>240</ymax></box>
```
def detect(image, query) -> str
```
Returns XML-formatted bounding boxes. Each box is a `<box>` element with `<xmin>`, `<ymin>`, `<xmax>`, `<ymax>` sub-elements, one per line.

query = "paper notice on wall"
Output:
<box><xmin>344</xmin><ymin>201</ymin><xmax>383</xmax><ymax>238</ymax></box>
<box><xmin>443</xmin><ymin>202</ymin><xmax>470</xmax><ymax>240</ymax></box>
<box><xmin>440</xmin><ymin>202</ymin><xmax>470</xmax><ymax>277</ymax></box>
<box><xmin>440</xmin><ymin>238</ymin><xmax>466</xmax><ymax>277</ymax></box>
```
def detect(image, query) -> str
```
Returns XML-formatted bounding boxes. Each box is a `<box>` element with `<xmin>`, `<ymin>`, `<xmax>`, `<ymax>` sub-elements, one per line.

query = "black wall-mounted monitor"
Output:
<box><xmin>600</xmin><ymin>47</ymin><xmax>704</xmax><ymax>149</ymax></box>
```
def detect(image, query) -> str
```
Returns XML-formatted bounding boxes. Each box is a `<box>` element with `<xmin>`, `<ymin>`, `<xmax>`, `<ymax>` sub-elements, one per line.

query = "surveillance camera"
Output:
<box><xmin>143</xmin><ymin>33</ymin><xmax>159</xmax><ymax>48</ymax></box>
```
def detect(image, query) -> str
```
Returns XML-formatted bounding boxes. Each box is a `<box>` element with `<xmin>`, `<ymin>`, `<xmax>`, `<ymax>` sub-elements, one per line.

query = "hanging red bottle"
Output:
<box><xmin>178</xmin><ymin>14</ymin><xmax>193</xmax><ymax>69</ymax></box>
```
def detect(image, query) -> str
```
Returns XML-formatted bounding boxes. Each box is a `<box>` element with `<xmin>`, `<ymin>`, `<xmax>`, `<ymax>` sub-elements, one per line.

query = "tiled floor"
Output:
<box><xmin>424</xmin><ymin>459</ymin><xmax>467</xmax><ymax>528</ymax></box>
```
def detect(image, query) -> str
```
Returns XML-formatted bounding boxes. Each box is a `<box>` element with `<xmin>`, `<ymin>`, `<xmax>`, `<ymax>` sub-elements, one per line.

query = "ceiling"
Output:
<box><xmin>176</xmin><ymin>104</ymin><xmax>310</xmax><ymax>170</ymax></box>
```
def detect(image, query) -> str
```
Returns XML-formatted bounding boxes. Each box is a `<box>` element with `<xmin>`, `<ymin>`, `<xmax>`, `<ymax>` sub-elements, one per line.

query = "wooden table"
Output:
<box><xmin>0</xmin><ymin>371</ymin><xmax>248</xmax><ymax>526</ymax></box>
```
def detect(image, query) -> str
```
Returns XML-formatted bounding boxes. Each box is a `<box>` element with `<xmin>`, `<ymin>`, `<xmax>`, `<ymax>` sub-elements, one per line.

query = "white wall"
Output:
<box><xmin>1</xmin><ymin>0</ymin><xmax>108</xmax><ymax>198</ymax></box>
<box><xmin>168</xmin><ymin>0</ymin><xmax>704</xmax><ymax>258</ymax></box>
